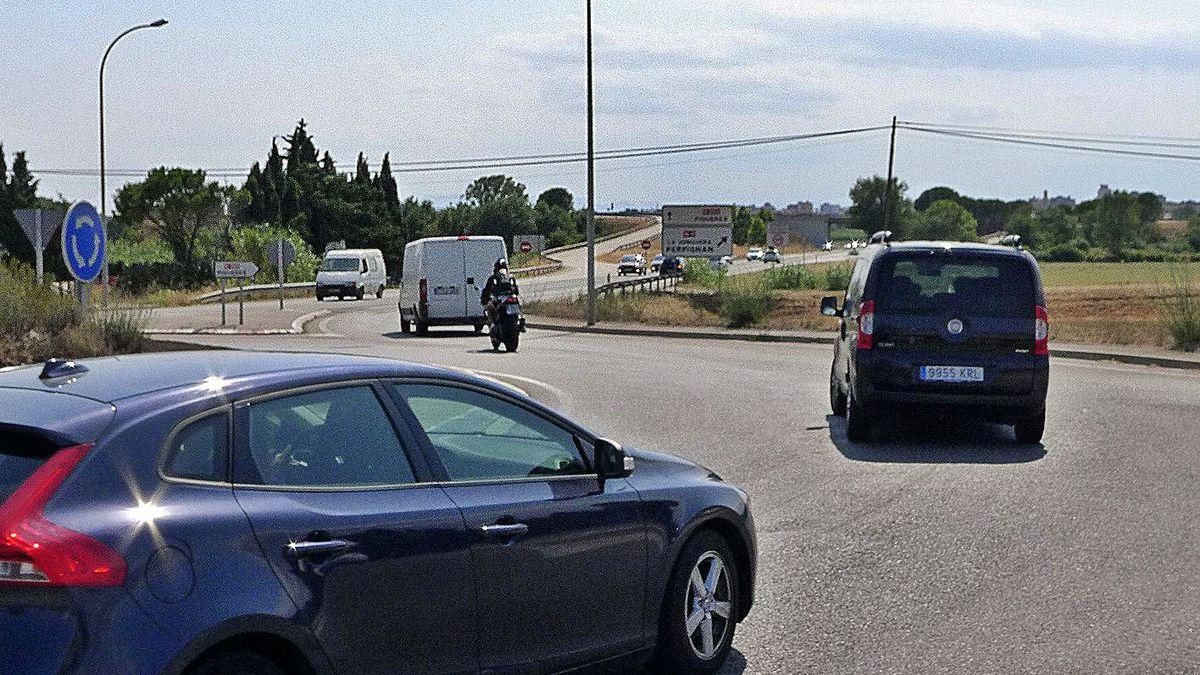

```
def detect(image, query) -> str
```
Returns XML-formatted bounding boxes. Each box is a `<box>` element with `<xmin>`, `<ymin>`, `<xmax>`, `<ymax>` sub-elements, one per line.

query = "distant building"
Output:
<box><xmin>772</xmin><ymin>213</ymin><xmax>847</xmax><ymax>246</ymax></box>
<box><xmin>1097</xmin><ymin>184</ymin><xmax>1112</xmax><ymax>199</ymax></box>
<box><xmin>819</xmin><ymin>202</ymin><xmax>846</xmax><ymax>216</ymax></box>
<box><xmin>779</xmin><ymin>201</ymin><xmax>813</xmax><ymax>215</ymax></box>
<box><xmin>1030</xmin><ymin>189</ymin><xmax>1076</xmax><ymax>212</ymax></box>
<box><xmin>759</xmin><ymin>202</ymin><xmax>777</xmax><ymax>213</ymax></box>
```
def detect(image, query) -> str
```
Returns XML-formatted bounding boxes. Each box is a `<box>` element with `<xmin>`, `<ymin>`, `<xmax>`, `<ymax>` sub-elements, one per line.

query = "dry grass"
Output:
<box><xmin>527</xmin><ymin>292</ymin><xmax>722</xmax><ymax>326</ymax></box>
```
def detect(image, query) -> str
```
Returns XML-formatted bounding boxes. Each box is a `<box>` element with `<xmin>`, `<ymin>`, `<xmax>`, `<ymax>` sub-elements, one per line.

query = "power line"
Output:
<box><xmin>31</xmin><ymin>125</ymin><xmax>890</xmax><ymax>178</ymax></box>
<box><xmin>900</xmin><ymin>122</ymin><xmax>1200</xmax><ymax>150</ymax></box>
<box><xmin>900</xmin><ymin>120</ymin><xmax>1200</xmax><ymax>144</ymax></box>
<box><xmin>900</xmin><ymin>124</ymin><xmax>1200</xmax><ymax>162</ymax></box>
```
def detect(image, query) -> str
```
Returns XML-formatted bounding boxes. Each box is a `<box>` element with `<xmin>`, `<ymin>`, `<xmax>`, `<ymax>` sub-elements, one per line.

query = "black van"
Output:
<box><xmin>822</xmin><ymin>239</ymin><xmax>1050</xmax><ymax>443</ymax></box>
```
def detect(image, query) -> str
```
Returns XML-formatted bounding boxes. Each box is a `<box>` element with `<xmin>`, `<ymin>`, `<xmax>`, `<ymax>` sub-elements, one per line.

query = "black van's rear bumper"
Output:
<box><xmin>852</xmin><ymin>352</ymin><xmax>1049</xmax><ymax>423</ymax></box>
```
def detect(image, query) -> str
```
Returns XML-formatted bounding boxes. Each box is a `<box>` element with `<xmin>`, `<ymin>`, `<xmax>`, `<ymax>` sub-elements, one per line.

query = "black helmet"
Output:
<box><xmin>494</xmin><ymin>258</ymin><xmax>508</xmax><ymax>272</ymax></box>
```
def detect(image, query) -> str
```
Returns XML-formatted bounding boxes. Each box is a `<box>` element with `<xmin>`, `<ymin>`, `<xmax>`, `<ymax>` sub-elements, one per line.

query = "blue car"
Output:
<box><xmin>0</xmin><ymin>352</ymin><xmax>755</xmax><ymax>674</ymax></box>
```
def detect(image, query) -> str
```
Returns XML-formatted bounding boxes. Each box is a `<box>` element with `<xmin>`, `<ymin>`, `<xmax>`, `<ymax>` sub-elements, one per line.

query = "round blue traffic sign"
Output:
<box><xmin>61</xmin><ymin>201</ymin><xmax>106</xmax><ymax>282</ymax></box>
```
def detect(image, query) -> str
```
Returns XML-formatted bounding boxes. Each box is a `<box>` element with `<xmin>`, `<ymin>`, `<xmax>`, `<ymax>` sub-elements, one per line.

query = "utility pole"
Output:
<box><xmin>585</xmin><ymin>0</ymin><xmax>597</xmax><ymax>325</ymax></box>
<box><xmin>882</xmin><ymin>115</ymin><xmax>897</xmax><ymax>232</ymax></box>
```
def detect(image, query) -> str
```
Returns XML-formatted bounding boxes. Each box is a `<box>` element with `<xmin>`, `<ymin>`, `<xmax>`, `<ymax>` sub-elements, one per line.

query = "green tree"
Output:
<box><xmin>284</xmin><ymin>118</ymin><xmax>319</xmax><ymax>174</ymax></box>
<box><xmin>1137</xmin><ymin>192</ymin><xmax>1164</xmax><ymax>226</ymax></box>
<box><xmin>465</xmin><ymin>175</ymin><xmax>527</xmax><ymax>206</ymax></box>
<box><xmin>914</xmin><ymin>186</ymin><xmax>960</xmax><ymax>212</ymax></box>
<box><xmin>1088</xmin><ymin>191</ymin><xmax>1141</xmax><ymax>257</ymax></box>
<box><xmin>114</xmin><ymin>167</ymin><xmax>226</xmax><ymax>272</ymax></box>
<box><xmin>848</xmin><ymin>175</ymin><xmax>915</xmax><ymax>238</ymax></box>
<box><xmin>354</xmin><ymin>152</ymin><xmax>371</xmax><ymax>185</ymax></box>
<box><xmin>746</xmin><ymin>214</ymin><xmax>767</xmax><ymax>245</ymax></box>
<box><xmin>910</xmin><ymin>199</ymin><xmax>978</xmax><ymax>241</ymax></box>
<box><xmin>535</xmin><ymin>187</ymin><xmax>574</xmax><ymax>211</ymax></box>
<box><xmin>1188</xmin><ymin>215</ymin><xmax>1200</xmax><ymax>251</ymax></box>
<box><xmin>1004</xmin><ymin>205</ymin><xmax>1040</xmax><ymax>249</ymax></box>
<box><xmin>8</xmin><ymin>151</ymin><xmax>38</xmax><ymax>208</ymax></box>
<box><xmin>377</xmin><ymin>153</ymin><xmax>399</xmax><ymax>207</ymax></box>
<box><xmin>1039</xmin><ymin>206</ymin><xmax>1080</xmax><ymax>247</ymax></box>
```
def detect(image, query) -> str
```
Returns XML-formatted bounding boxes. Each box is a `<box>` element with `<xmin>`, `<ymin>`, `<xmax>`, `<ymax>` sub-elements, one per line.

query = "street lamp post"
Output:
<box><xmin>99</xmin><ymin>18</ymin><xmax>168</xmax><ymax>303</ymax></box>
<box><xmin>585</xmin><ymin>0</ymin><xmax>597</xmax><ymax>325</ymax></box>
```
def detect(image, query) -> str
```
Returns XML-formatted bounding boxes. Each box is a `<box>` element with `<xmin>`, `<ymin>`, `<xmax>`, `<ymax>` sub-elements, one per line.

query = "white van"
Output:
<box><xmin>399</xmin><ymin>235</ymin><xmax>507</xmax><ymax>334</ymax></box>
<box><xmin>316</xmin><ymin>248</ymin><xmax>387</xmax><ymax>301</ymax></box>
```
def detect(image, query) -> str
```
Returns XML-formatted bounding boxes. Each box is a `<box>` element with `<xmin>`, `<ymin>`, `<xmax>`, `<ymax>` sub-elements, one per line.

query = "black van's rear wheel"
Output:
<box><xmin>845</xmin><ymin>390</ymin><xmax>871</xmax><ymax>442</ymax></box>
<box><xmin>1014</xmin><ymin>411</ymin><xmax>1046</xmax><ymax>444</ymax></box>
<box><xmin>830</xmin><ymin>365</ymin><xmax>847</xmax><ymax>417</ymax></box>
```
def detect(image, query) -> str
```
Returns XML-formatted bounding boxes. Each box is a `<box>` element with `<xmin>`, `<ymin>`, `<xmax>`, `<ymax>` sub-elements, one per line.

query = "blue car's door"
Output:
<box><xmin>231</xmin><ymin>383</ymin><xmax>477</xmax><ymax>674</ymax></box>
<box><xmin>389</xmin><ymin>381</ymin><xmax>648</xmax><ymax>673</ymax></box>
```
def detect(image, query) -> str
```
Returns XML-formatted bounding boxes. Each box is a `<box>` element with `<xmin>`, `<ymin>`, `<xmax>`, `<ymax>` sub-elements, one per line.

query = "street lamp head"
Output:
<box><xmin>149</xmin><ymin>19</ymin><xmax>168</xmax><ymax>27</ymax></box>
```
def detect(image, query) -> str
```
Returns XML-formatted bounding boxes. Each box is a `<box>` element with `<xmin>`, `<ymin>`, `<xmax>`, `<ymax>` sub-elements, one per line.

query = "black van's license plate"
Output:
<box><xmin>919</xmin><ymin>366</ymin><xmax>984</xmax><ymax>383</ymax></box>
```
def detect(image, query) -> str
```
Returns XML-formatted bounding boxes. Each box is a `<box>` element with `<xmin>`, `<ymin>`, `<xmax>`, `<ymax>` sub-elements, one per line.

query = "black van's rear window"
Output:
<box><xmin>0</xmin><ymin>430</ymin><xmax>60</xmax><ymax>504</ymax></box>
<box><xmin>876</xmin><ymin>255</ymin><xmax>1035</xmax><ymax>318</ymax></box>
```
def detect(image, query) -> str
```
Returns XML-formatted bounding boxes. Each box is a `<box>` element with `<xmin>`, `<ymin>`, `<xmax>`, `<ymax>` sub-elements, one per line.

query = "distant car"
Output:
<box><xmin>843</xmin><ymin>241</ymin><xmax>853</xmax><ymax>250</ymax></box>
<box><xmin>618</xmin><ymin>253</ymin><xmax>647</xmax><ymax>276</ymax></box>
<box><xmin>651</xmin><ymin>253</ymin><xmax>666</xmax><ymax>272</ymax></box>
<box><xmin>823</xmin><ymin>241</ymin><xmax>834</xmax><ymax>251</ymax></box>
<box><xmin>659</xmin><ymin>256</ymin><xmax>684</xmax><ymax>276</ymax></box>
<box><xmin>0</xmin><ymin>352</ymin><xmax>757</xmax><ymax>674</ymax></box>
<box><xmin>762</xmin><ymin>249</ymin><xmax>782</xmax><ymax>263</ymax></box>
<box><xmin>709</xmin><ymin>256</ymin><xmax>732</xmax><ymax>270</ymax></box>
<box><xmin>746</xmin><ymin>247</ymin><xmax>764</xmax><ymax>261</ymax></box>
<box><xmin>822</xmin><ymin>240</ymin><xmax>1050</xmax><ymax>443</ymax></box>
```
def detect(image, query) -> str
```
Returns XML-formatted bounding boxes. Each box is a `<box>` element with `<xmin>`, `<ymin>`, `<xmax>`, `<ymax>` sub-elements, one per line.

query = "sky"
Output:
<box><xmin>4</xmin><ymin>0</ymin><xmax>1200</xmax><ymax>209</ymax></box>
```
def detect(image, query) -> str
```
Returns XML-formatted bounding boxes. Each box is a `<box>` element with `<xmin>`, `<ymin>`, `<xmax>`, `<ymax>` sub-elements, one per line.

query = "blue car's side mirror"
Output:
<box><xmin>596</xmin><ymin>438</ymin><xmax>633</xmax><ymax>480</ymax></box>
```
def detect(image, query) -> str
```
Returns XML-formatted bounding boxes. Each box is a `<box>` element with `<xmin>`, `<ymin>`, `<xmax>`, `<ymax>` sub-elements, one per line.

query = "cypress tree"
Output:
<box><xmin>354</xmin><ymin>152</ymin><xmax>371</xmax><ymax>185</ymax></box>
<box><xmin>320</xmin><ymin>151</ymin><xmax>337</xmax><ymax>176</ymax></box>
<box><xmin>284</xmin><ymin>119</ymin><xmax>319</xmax><ymax>175</ymax></box>
<box><xmin>8</xmin><ymin>151</ymin><xmax>38</xmax><ymax>208</ymax></box>
<box><xmin>379</xmin><ymin>152</ymin><xmax>399</xmax><ymax>207</ymax></box>
<box><xmin>244</xmin><ymin>162</ymin><xmax>265</xmax><ymax>223</ymax></box>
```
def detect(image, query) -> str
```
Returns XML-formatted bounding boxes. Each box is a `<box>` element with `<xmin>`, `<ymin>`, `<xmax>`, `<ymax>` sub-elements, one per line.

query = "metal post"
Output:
<box><xmin>100</xmin><ymin>19</ymin><xmax>168</xmax><ymax>306</ymax></box>
<box><xmin>883</xmin><ymin>115</ymin><xmax>897</xmax><ymax>232</ymax></box>
<box><xmin>585</xmin><ymin>0</ymin><xmax>597</xmax><ymax>325</ymax></box>
<box><xmin>277</xmin><ymin>245</ymin><xmax>285</xmax><ymax>310</ymax></box>
<box><xmin>220</xmin><ymin>279</ymin><xmax>227</xmax><ymax>326</ymax></box>
<box><xmin>33</xmin><ymin>210</ymin><xmax>44</xmax><ymax>284</ymax></box>
<box><xmin>238</xmin><ymin>280</ymin><xmax>245</xmax><ymax>325</ymax></box>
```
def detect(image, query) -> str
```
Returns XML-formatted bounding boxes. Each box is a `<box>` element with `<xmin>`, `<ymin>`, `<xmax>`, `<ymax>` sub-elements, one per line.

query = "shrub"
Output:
<box><xmin>824</xmin><ymin>264</ymin><xmax>853</xmax><ymax>291</ymax></box>
<box><xmin>228</xmin><ymin>225</ymin><xmax>320</xmax><ymax>285</ymax></box>
<box><xmin>718</xmin><ymin>276</ymin><xmax>772</xmax><ymax>327</ymax></box>
<box><xmin>1160</xmin><ymin>264</ymin><xmax>1200</xmax><ymax>351</ymax></box>
<box><xmin>0</xmin><ymin>262</ymin><xmax>78</xmax><ymax>337</ymax></box>
<box><xmin>830</xmin><ymin>228</ymin><xmax>867</xmax><ymax>242</ymax></box>
<box><xmin>682</xmin><ymin>258</ymin><xmax>722</xmax><ymax>287</ymax></box>
<box><xmin>1041</xmin><ymin>242</ymin><xmax>1086</xmax><ymax>262</ymax></box>
<box><xmin>763</xmin><ymin>264</ymin><xmax>818</xmax><ymax>290</ymax></box>
<box><xmin>87</xmin><ymin>306</ymin><xmax>151</xmax><ymax>353</ymax></box>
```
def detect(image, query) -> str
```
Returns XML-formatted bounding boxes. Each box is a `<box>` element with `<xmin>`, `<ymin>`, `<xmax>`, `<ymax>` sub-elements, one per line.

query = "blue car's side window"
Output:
<box><xmin>395</xmin><ymin>384</ymin><xmax>588</xmax><ymax>482</ymax></box>
<box><xmin>163</xmin><ymin>413</ymin><xmax>228</xmax><ymax>482</ymax></box>
<box><xmin>244</xmin><ymin>386</ymin><xmax>416</xmax><ymax>488</ymax></box>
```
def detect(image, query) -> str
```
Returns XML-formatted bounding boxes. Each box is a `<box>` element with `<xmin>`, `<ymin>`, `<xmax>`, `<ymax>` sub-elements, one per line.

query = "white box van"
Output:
<box><xmin>399</xmin><ymin>235</ymin><xmax>507</xmax><ymax>334</ymax></box>
<box><xmin>316</xmin><ymin>249</ymin><xmax>387</xmax><ymax>301</ymax></box>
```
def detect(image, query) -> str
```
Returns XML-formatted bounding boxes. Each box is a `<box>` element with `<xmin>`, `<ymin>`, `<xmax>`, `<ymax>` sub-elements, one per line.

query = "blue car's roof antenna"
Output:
<box><xmin>40</xmin><ymin>358</ymin><xmax>90</xmax><ymax>381</ymax></box>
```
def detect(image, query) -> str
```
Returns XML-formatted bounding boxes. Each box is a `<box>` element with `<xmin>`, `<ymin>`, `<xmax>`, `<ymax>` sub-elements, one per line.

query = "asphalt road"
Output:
<box><xmin>170</xmin><ymin>301</ymin><xmax>1200</xmax><ymax>673</ymax></box>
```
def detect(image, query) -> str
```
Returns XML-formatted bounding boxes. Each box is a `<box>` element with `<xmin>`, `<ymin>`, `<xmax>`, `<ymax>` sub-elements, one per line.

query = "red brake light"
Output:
<box><xmin>418</xmin><ymin>278</ymin><xmax>428</xmax><ymax>305</ymax></box>
<box><xmin>456</xmin><ymin>235</ymin><xmax>470</xmax><ymax>241</ymax></box>
<box><xmin>1035</xmin><ymin>305</ymin><xmax>1049</xmax><ymax>356</ymax></box>
<box><xmin>504</xmin><ymin>296</ymin><xmax>520</xmax><ymax>304</ymax></box>
<box><xmin>856</xmin><ymin>300</ymin><xmax>875</xmax><ymax>350</ymax></box>
<box><xmin>0</xmin><ymin>444</ymin><xmax>126</xmax><ymax>587</ymax></box>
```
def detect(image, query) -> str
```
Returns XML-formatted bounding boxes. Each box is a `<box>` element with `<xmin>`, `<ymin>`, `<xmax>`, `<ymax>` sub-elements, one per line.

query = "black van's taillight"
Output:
<box><xmin>0</xmin><ymin>444</ymin><xmax>126</xmax><ymax>587</ymax></box>
<box><xmin>856</xmin><ymin>300</ymin><xmax>875</xmax><ymax>350</ymax></box>
<box><xmin>1035</xmin><ymin>306</ymin><xmax>1049</xmax><ymax>356</ymax></box>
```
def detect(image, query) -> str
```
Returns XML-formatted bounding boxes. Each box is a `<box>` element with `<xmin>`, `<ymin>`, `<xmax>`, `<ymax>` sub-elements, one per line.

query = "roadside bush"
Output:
<box><xmin>228</xmin><ymin>225</ymin><xmax>320</xmax><ymax>285</ymax></box>
<box><xmin>0</xmin><ymin>262</ymin><xmax>77</xmax><ymax>336</ymax></box>
<box><xmin>763</xmin><ymin>264</ymin><xmax>818</xmax><ymax>290</ymax></box>
<box><xmin>824</xmin><ymin>264</ymin><xmax>853</xmax><ymax>291</ymax></box>
<box><xmin>718</xmin><ymin>276</ymin><xmax>772</xmax><ymax>327</ymax></box>
<box><xmin>1160</xmin><ymin>264</ymin><xmax>1200</xmax><ymax>351</ymax></box>
<box><xmin>115</xmin><ymin>261</ymin><xmax>208</xmax><ymax>296</ymax></box>
<box><xmin>1041</xmin><ymin>241</ymin><xmax>1087</xmax><ymax>262</ymax></box>
<box><xmin>682</xmin><ymin>258</ymin><xmax>722</xmax><ymax>287</ymax></box>
<box><xmin>830</xmin><ymin>228</ymin><xmax>867</xmax><ymax>242</ymax></box>
<box><xmin>88</xmin><ymin>306</ymin><xmax>151</xmax><ymax>353</ymax></box>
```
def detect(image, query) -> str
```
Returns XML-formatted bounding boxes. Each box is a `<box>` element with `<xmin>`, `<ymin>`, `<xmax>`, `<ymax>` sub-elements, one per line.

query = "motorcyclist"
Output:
<box><xmin>481</xmin><ymin>258</ymin><xmax>519</xmax><ymax>321</ymax></box>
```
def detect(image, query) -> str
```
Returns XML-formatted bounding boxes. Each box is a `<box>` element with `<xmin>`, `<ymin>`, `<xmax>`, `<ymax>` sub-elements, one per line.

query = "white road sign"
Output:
<box><xmin>214</xmin><ymin>261</ymin><xmax>259</xmax><ymax>279</ymax></box>
<box><xmin>661</xmin><ymin>205</ymin><xmax>733</xmax><ymax>257</ymax></box>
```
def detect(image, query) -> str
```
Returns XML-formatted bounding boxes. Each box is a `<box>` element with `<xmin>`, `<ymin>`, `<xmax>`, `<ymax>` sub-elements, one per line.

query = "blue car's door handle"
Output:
<box><xmin>285</xmin><ymin>539</ymin><xmax>352</xmax><ymax>558</ymax></box>
<box><xmin>480</xmin><ymin>523</ymin><xmax>529</xmax><ymax>538</ymax></box>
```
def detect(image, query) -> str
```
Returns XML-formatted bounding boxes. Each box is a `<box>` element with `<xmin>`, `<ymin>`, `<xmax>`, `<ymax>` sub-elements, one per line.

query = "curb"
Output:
<box><xmin>527</xmin><ymin>321</ymin><xmax>1200</xmax><ymax>371</ymax></box>
<box><xmin>144</xmin><ymin>310</ymin><xmax>331</xmax><ymax>337</ymax></box>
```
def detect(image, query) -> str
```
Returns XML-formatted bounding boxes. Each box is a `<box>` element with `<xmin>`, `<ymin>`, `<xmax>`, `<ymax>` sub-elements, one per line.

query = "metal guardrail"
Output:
<box><xmin>193</xmin><ymin>281</ymin><xmax>312</xmax><ymax>304</ymax></box>
<box><xmin>598</xmin><ymin>272</ymin><xmax>681</xmax><ymax>297</ymax></box>
<box><xmin>511</xmin><ymin>262</ymin><xmax>563</xmax><ymax>278</ymax></box>
<box><xmin>611</xmin><ymin>233</ymin><xmax>661</xmax><ymax>253</ymax></box>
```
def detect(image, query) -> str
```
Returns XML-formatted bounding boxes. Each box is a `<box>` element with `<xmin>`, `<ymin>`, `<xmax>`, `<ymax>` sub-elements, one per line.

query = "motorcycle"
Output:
<box><xmin>486</xmin><ymin>291</ymin><xmax>525</xmax><ymax>352</ymax></box>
